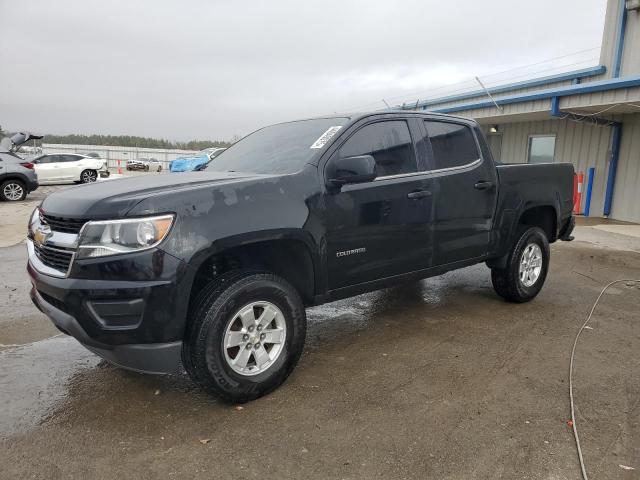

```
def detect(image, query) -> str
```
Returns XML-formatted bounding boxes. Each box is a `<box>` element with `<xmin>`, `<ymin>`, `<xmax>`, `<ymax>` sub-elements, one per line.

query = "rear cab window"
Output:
<box><xmin>424</xmin><ymin>120</ymin><xmax>480</xmax><ymax>170</ymax></box>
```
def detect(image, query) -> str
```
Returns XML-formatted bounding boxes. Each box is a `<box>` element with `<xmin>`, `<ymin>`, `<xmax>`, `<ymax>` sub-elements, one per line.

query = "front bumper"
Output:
<box><xmin>30</xmin><ymin>286</ymin><xmax>181</xmax><ymax>374</ymax></box>
<box><xmin>27</xmin><ymin>244</ymin><xmax>190</xmax><ymax>374</ymax></box>
<box><xmin>126</xmin><ymin>164</ymin><xmax>146</xmax><ymax>170</ymax></box>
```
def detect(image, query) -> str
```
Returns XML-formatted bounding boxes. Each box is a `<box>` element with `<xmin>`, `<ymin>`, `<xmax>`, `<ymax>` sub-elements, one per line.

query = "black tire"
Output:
<box><xmin>0</xmin><ymin>179</ymin><xmax>27</xmax><ymax>201</ymax></box>
<box><xmin>491</xmin><ymin>226</ymin><xmax>550</xmax><ymax>303</ymax></box>
<box><xmin>183</xmin><ymin>270</ymin><xmax>307</xmax><ymax>403</ymax></box>
<box><xmin>80</xmin><ymin>169</ymin><xmax>98</xmax><ymax>183</ymax></box>
<box><xmin>157</xmin><ymin>165</ymin><xmax>162</xmax><ymax>172</ymax></box>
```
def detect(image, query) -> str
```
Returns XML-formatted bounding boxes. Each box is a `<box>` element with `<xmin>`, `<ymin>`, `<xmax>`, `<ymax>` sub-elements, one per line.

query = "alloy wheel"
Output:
<box><xmin>81</xmin><ymin>170</ymin><xmax>97</xmax><ymax>183</ymax></box>
<box><xmin>3</xmin><ymin>182</ymin><xmax>24</xmax><ymax>201</ymax></box>
<box><xmin>519</xmin><ymin>243</ymin><xmax>543</xmax><ymax>287</ymax></box>
<box><xmin>222</xmin><ymin>301</ymin><xmax>287</xmax><ymax>376</ymax></box>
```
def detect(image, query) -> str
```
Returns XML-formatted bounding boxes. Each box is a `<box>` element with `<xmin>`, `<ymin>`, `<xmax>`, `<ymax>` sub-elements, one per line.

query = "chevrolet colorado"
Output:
<box><xmin>27</xmin><ymin>111</ymin><xmax>575</xmax><ymax>402</ymax></box>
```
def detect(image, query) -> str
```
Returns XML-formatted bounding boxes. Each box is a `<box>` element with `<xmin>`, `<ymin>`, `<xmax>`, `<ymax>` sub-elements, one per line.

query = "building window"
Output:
<box><xmin>528</xmin><ymin>135</ymin><xmax>556</xmax><ymax>164</ymax></box>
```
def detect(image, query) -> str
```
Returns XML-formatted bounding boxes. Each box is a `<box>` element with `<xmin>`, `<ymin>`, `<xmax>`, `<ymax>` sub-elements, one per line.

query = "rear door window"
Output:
<box><xmin>424</xmin><ymin>121</ymin><xmax>480</xmax><ymax>170</ymax></box>
<box><xmin>338</xmin><ymin>120</ymin><xmax>417</xmax><ymax>178</ymax></box>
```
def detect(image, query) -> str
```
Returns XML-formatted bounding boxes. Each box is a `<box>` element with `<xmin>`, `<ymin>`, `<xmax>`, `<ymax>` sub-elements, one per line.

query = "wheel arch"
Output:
<box><xmin>518</xmin><ymin>204</ymin><xmax>558</xmax><ymax>243</ymax></box>
<box><xmin>1</xmin><ymin>174</ymin><xmax>29</xmax><ymax>186</ymax></box>
<box><xmin>487</xmin><ymin>202</ymin><xmax>558</xmax><ymax>269</ymax></box>
<box><xmin>184</xmin><ymin>230</ymin><xmax>320</xmax><ymax>312</ymax></box>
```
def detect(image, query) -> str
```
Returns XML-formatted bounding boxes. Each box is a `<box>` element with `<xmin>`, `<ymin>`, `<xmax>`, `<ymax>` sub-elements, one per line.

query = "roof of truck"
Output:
<box><xmin>269</xmin><ymin>110</ymin><xmax>476</xmax><ymax>128</ymax></box>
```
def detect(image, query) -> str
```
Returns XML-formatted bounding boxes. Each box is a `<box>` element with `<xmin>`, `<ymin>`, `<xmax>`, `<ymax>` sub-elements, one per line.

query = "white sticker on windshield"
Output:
<box><xmin>310</xmin><ymin>126</ymin><xmax>343</xmax><ymax>149</ymax></box>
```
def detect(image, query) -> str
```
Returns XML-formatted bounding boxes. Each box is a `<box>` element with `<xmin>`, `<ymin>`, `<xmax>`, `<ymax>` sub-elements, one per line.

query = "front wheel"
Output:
<box><xmin>80</xmin><ymin>169</ymin><xmax>98</xmax><ymax>183</ymax></box>
<box><xmin>491</xmin><ymin>226</ymin><xmax>550</xmax><ymax>303</ymax></box>
<box><xmin>183</xmin><ymin>271</ymin><xmax>307</xmax><ymax>403</ymax></box>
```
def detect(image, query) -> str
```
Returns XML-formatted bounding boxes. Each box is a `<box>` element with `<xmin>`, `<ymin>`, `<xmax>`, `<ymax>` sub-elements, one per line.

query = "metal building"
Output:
<box><xmin>401</xmin><ymin>0</ymin><xmax>640</xmax><ymax>223</ymax></box>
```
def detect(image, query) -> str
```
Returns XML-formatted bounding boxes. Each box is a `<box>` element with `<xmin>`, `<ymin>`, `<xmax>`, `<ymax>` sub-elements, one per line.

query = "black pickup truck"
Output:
<box><xmin>27</xmin><ymin>111</ymin><xmax>575</xmax><ymax>402</ymax></box>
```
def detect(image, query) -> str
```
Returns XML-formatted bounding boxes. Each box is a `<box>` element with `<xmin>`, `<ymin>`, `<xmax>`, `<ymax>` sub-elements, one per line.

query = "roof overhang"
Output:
<box><xmin>430</xmin><ymin>75</ymin><xmax>640</xmax><ymax>114</ymax></box>
<box><xmin>404</xmin><ymin>65</ymin><xmax>607</xmax><ymax>110</ymax></box>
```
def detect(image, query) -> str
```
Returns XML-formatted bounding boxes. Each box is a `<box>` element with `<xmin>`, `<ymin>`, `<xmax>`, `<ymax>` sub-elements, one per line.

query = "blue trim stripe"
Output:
<box><xmin>429</xmin><ymin>75</ymin><xmax>640</xmax><ymax>114</ymax></box>
<box><xmin>401</xmin><ymin>65</ymin><xmax>606</xmax><ymax>110</ymax></box>
<box><xmin>612</xmin><ymin>0</ymin><xmax>627</xmax><ymax>78</ymax></box>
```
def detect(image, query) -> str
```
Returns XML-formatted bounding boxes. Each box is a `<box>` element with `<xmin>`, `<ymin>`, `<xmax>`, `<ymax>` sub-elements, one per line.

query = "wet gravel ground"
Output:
<box><xmin>0</xmin><ymin>213</ymin><xmax>639</xmax><ymax>478</ymax></box>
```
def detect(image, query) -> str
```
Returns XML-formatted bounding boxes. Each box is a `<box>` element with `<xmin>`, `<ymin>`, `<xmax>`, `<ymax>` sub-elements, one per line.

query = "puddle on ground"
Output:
<box><xmin>0</xmin><ymin>266</ymin><xmax>489</xmax><ymax>438</ymax></box>
<box><xmin>0</xmin><ymin>336</ymin><xmax>99</xmax><ymax>438</ymax></box>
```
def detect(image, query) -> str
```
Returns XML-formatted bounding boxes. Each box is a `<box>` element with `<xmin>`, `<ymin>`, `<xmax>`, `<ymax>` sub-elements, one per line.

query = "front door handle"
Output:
<box><xmin>407</xmin><ymin>190</ymin><xmax>432</xmax><ymax>199</ymax></box>
<box><xmin>474</xmin><ymin>181</ymin><xmax>494</xmax><ymax>190</ymax></box>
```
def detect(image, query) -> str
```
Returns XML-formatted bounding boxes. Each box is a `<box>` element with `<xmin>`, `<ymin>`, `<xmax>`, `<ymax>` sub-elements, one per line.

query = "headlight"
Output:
<box><xmin>28</xmin><ymin>207</ymin><xmax>40</xmax><ymax>237</ymax></box>
<box><xmin>76</xmin><ymin>214</ymin><xmax>174</xmax><ymax>259</ymax></box>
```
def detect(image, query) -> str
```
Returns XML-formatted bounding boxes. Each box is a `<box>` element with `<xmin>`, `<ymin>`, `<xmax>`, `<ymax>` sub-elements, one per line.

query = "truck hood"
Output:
<box><xmin>40</xmin><ymin>170</ymin><xmax>273</xmax><ymax>218</ymax></box>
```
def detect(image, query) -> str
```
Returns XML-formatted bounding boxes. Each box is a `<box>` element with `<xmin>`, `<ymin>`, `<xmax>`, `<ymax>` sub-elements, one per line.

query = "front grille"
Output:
<box><xmin>34</xmin><ymin>243</ymin><xmax>74</xmax><ymax>272</ymax></box>
<box><xmin>40</xmin><ymin>213</ymin><xmax>88</xmax><ymax>234</ymax></box>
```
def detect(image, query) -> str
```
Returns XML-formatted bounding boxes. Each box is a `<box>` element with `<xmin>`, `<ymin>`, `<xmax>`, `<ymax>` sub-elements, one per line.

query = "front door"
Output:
<box><xmin>324</xmin><ymin>119</ymin><xmax>435</xmax><ymax>290</ymax></box>
<box><xmin>422</xmin><ymin>120</ymin><xmax>498</xmax><ymax>265</ymax></box>
<box><xmin>34</xmin><ymin>155</ymin><xmax>60</xmax><ymax>183</ymax></box>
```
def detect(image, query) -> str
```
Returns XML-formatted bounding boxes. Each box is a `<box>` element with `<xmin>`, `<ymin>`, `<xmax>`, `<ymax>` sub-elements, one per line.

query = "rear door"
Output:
<box><xmin>422</xmin><ymin>119</ymin><xmax>498</xmax><ymax>265</ymax></box>
<box><xmin>324</xmin><ymin>117</ymin><xmax>435</xmax><ymax>289</ymax></box>
<box><xmin>58</xmin><ymin>155</ymin><xmax>84</xmax><ymax>181</ymax></box>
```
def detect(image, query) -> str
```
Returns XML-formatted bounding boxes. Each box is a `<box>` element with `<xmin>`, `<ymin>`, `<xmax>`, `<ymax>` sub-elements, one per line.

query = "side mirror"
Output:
<box><xmin>326</xmin><ymin>155</ymin><xmax>377</xmax><ymax>188</ymax></box>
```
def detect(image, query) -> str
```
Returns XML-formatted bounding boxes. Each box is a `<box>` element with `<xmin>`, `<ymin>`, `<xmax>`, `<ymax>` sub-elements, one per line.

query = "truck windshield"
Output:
<box><xmin>206</xmin><ymin>117</ymin><xmax>349</xmax><ymax>174</ymax></box>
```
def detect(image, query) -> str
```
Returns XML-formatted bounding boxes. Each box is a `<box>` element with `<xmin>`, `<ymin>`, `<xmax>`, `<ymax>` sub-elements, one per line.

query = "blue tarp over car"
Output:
<box><xmin>169</xmin><ymin>154</ymin><xmax>209</xmax><ymax>172</ymax></box>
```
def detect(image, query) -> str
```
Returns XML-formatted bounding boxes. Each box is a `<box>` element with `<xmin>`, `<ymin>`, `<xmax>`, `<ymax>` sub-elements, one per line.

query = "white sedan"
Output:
<box><xmin>32</xmin><ymin>153</ymin><xmax>109</xmax><ymax>184</ymax></box>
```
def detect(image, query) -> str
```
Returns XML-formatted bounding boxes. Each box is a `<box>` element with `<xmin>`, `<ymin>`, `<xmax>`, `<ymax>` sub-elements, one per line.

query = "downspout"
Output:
<box><xmin>603</xmin><ymin>123</ymin><xmax>622</xmax><ymax>216</ymax></box>
<box><xmin>550</xmin><ymin>96</ymin><xmax>623</xmax><ymax>217</ymax></box>
<box><xmin>600</xmin><ymin>0</ymin><xmax>627</xmax><ymax>215</ymax></box>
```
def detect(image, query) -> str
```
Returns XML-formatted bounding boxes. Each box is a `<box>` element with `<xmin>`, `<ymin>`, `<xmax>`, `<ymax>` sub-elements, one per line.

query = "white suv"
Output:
<box><xmin>32</xmin><ymin>154</ymin><xmax>109</xmax><ymax>184</ymax></box>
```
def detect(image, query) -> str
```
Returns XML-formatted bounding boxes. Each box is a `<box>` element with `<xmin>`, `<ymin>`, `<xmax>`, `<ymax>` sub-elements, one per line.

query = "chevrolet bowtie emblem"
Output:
<box><xmin>33</xmin><ymin>224</ymin><xmax>52</xmax><ymax>246</ymax></box>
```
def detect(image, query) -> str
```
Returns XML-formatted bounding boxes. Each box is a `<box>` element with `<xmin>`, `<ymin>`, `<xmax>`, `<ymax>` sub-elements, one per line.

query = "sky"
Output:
<box><xmin>0</xmin><ymin>0</ymin><xmax>607</xmax><ymax>141</ymax></box>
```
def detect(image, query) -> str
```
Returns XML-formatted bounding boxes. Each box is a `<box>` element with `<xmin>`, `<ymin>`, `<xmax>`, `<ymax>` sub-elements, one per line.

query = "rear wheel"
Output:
<box><xmin>0</xmin><ymin>180</ymin><xmax>26</xmax><ymax>201</ymax></box>
<box><xmin>80</xmin><ymin>169</ymin><xmax>98</xmax><ymax>183</ymax></box>
<box><xmin>491</xmin><ymin>226</ymin><xmax>549</xmax><ymax>303</ymax></box>
<box><xmin>183</xmin><ymin>270</ymin><xmax>306</xmax><ymax>403</ymax></box>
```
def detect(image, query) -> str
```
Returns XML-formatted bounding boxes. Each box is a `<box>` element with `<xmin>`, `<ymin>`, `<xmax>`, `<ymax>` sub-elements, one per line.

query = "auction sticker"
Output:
<box><xmin>310</xmin><ymin>126</ymin><xmax>342</xmax><ymax>149</ymax></box>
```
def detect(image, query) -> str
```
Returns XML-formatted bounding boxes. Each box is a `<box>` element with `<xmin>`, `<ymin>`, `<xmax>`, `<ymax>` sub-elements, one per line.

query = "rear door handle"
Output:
<box><xmin>474</xmin><ymin>181</ymin><xmax>494</xmax><ymax>190</ymax></box>
<box><xmin>407</xmin><ymin>190</ymin><xmax>432</xmax><ymax>199</ymax></box>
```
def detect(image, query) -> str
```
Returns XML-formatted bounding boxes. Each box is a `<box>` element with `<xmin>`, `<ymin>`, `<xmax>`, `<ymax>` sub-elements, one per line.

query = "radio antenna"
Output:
<box><xmin>475</xmin><ymin>76</ymin><xmax>503</xmax><ymax>112</ymax></box>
